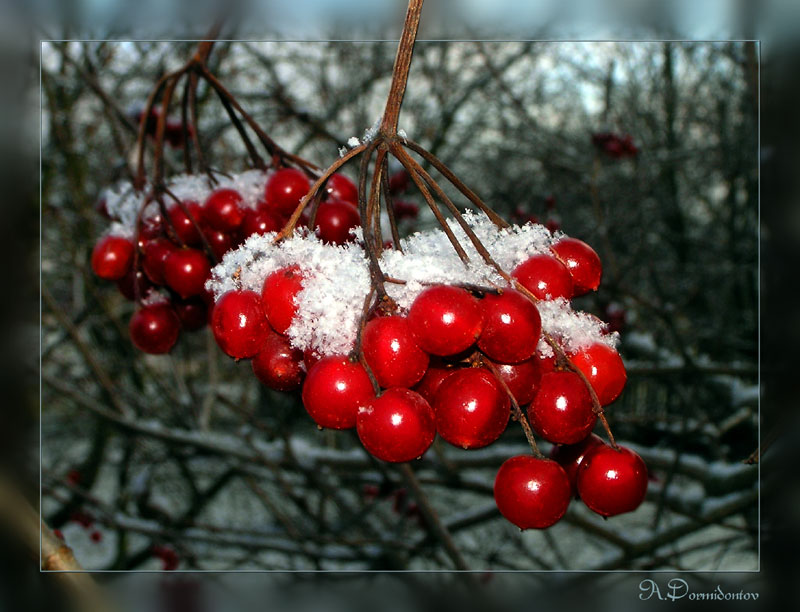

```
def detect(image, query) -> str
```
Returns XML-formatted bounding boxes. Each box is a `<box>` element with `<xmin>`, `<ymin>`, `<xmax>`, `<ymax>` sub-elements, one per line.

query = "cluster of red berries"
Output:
<box><xmin>208</xmin><ymin>227</ymin><xmax>647</xmax><ymax>529</ymax></box>
<box><xmin>591</xmin><ymin>132</ymin><xmax>639</xmax><ymax>159</ymax></box>
<box><xmin>92</xmin><ymin>169</ymin><xmax>369</xmax><ymax>355</ymax></box>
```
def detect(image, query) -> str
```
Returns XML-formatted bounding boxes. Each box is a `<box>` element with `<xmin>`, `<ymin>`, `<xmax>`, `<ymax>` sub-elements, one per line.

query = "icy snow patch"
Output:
<box><xmin>207</xmin><ymin>210</ymin><xmax>618</xmax><ymax>357</ymax></box>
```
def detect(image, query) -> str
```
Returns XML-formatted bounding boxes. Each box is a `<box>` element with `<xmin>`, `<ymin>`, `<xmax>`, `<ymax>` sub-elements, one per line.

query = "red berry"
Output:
<box><xmin>264</xmin><ymin>168</ymin><xmax>311</xmax><ymax>216</ymax></box>
<box><xmin>413</xmin><ymin>364</ymin><xmax>458</xmax><ymax>403</ymax></box>
<box><xmin>241</xmin><ymin>209</ymin><xmax>282</xmax><ymax>239</ymax></box>
<box><xmin>301</xmin><ymin>356</ymin><xmax>374</xmax><ymax>429</ymax></box>
<box><xmin>545</xmin><ymin>218</ymin><xmax>561</xmax><ymax>233</ymax></box>
<box><xmin>550</xmin><ymin>433</ymin><xmax>605</xmax><ymax>496</ymax></box>
<box><xmin>536</xmin><ymin>348</ymin><xmax>557</xmax><ymax>374</ymax></box>
<box><xmin>139</xmin><ymin>212</ymin><xmax>164</xmax><ymax>240</ymax></box>
<box><xmin>551</xmin><ymin>238</ymin><xmax>602</xmax><ymax>296</ymax></box>
<box><xmin>204</xmin><ymin>188</ymin><xmax>245</xmax><ymax>232</ymax></box>
<box><xmin>91</xmin><ymin>235</ymin><xmax>134</xmax><ymax>280</ymax></box>
<box><xmin>363</xmin><ymin>316</ymin><xmax>429</xmax><ymax>388</ymax></box>
<box><xmin>313</xmin><ymin>199</ymin><xmax>361</xmax><ymax>245</ymax></box>
<box><xmin>252</xmin><ymin>332</ymin><xmax>304</xmax><ymax>392</ymax></box>
<box><xmin>388</xmin><ymin>170</ymin><xmax>409</xmax><ymax>194</ymax></box>
<box><xmin>488</xmin><ymin>357</ymin><xmax>541</xmax><ymax>404</ymax></box>
<box><xmin>90</xmin><ymin>530</ymin><xmax>103</xmax><ymax>543</ymax></box>
<box><xmin>167</xmin><ymin>201</ymin><xmax>205</xmax><ymax>245</ymax></box>
<box><xmin>163</xmin><ymin>249</ymin><xmax>210</xmax><ymax>299</ymax></box>
<box><xmin>66</xmin><ymin>469</ymin><xmax>82</xmax><ymax>486</ymax></box>
<box><xmin>95</xmin><ymin>196</ymin><xmax>110</xmax><ymax>219</ymax></box>
<box><xmin>392</xmin><ymin>200</ymin><xmax>419</xmax><ymax>220</ymax></box>
<box><xmin>357</xmin><ymin>388</ymin><xmax>435</xmax><ymax>462</ymax></box>
<box><xmin>478</xmin><ymin>289</ymin><xmax>542</xmax><ymax>363</ymax></box>
<box><xmin>511</xmin><ymin>254</ymin><xmax>574</xmax><ymax>300</ymax></box>
<box><xmin>203</xmin><ymin>227</ymin><xmax>234</xmax><ymax>261</ymax></box>
<box><xmin>164</xmin><ymin>118</ymin><xmax>188</xmax><ymax>148</ymax></box>
<box><xmin>577</xmin><ymin>445</ymin><xmax>648</xmax><ymax>517</ymax></box>
<box><xmin>493</xmin><ymin>456</ymin><xmax>571</xmax><ymax>529</ymax></box>
<box><xmin>325</xmin><ymin>173</ymin><xmax>358</xmax><ymax>204</ymax></box>
<box><xmin>407</xmin><ymin>285</ymin><xmax>484</xmax><ymax>356</ymax></box>
<box><xmin>261</xmin><ymin>265</ymin><xmax>304</xmax><ymax>334</ymax></box>
<box><xmin>141</xmin><ymin>238</ymin><xmax>177</xmax><ymax>284</ymax></box>
<box><xmin>569</xmin><ymin>343</ymin><xmax>627</xmax><ymax>406</ymax></box>
<box><xmin>174</xmin><ymin>297</ymin><xmax>207</xmax><ymax>331</ymax></box>
<box><xmin>116</xmin><ymin>267</ymin><xmax>153</xmax><ymax>301</ymax></box>
<box><xmin>528</xmin><ymin>371</ymin><xmax>596</xmax><ymax>444</ymax></box>
<box><xmin>303</xmin><ymin>349</ymin><xmax>322</xmax><ymax>371</ymax></box>
<box><xmin>211</xmin><ymin>290</ymin><xmax>270</xmax><ymax>359</ymax></box>
<box><xmin>129</xmin><ymin>303</ymin><xmax>180</xmax><ymax>354</ymax></box>
<box><xmin>433</xmin><ymin>368</ymin><xmax>510</xmax><ymax>449</ymax></box>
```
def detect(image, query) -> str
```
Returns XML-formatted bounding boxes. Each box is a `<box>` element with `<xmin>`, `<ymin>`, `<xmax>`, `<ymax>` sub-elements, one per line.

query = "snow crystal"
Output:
<box><xmin>346</xmin><ymin>136</ymin><xmax>361</xmax><ymax>148</ymax></box>
<box><xmin>207</xmin><ymin>210</ymin><xmax>617</xmax><ymax>357</ymax></box>
<box><xmin>100</xmin><ymin>169</ymin><xmax>273</xmax><ymax>235</ymax></box>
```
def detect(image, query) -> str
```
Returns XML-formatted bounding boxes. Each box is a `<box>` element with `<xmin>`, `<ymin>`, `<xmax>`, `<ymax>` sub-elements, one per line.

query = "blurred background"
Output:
<box><xmin>2</xmin><ymin>0</ymin><xmax>798</xmax><ymax>610</ymax></box>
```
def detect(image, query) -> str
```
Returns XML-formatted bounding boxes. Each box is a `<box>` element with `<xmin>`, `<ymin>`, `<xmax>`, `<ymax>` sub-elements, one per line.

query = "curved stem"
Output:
<box><xmin>380</xmin><ymin>0</ymin><xmax>425</xmax><ymax>135</ymax></box>
<box><xmin>542</xmin><ymin>333</ymin><xmax>618</xmax><ymax>449</ymax></box>
<box><xmin>481</xmin><ymin>358</ymin><xmax>543</xmax><ymax>458</ymax></box>
<box><xmin>275</xmin><ymin>142</ymin><xmax>368</xmax><ymax>241</ymax></box>
<box><xmin>404</xmin><ymin>139</ymin><xmax>509</xmax><ymax>228</ymax></box>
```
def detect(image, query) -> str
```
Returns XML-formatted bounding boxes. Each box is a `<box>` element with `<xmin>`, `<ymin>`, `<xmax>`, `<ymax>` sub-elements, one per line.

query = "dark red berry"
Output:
<box><xmin>167</xmin><ymin>201</ymin><xmax>205</xmax><ymax>245</ymax></box>
<box><xmin>204</xmin><ymin>188</ymin><xmax>245</xmax><ymax>232</ymax></box>
<box><xmin>116</xmin><ymin>267</ymin><xmax>153</xmax><ymax>301</ymax></box>
<box><xmin>261</xmin><ymin>265</ymin><xmax>304</xmax><ymax>334</ymax></box>
<box><xmin>569</xmin><ymin>343</ymin><xmax>627</xmax><ymax>406</ymax></box>
<box><xmin>164</xmin><ymin>118</ymin><xmax>189</xmax><ymax>148</ymax></box>
<box><xmin>356</xmin><ymin>388</ymin><xmax>435</xmax><ymax>462</ymax></box>
<box><xmin>203</xmin><ymin>227</ymin><xmax>234</xmax><ymax>260</ymax></box>
<box><xmin>174</xmin><ymin>297</ymin><xmax>207</xmax><ymax>331</ymax></box>
<box><xmin>488</xmin><ymin>357</ymin><xmax>541</xmax><ymax>404</ymax></box>
<box><xmin>325</xmin><ymin>173</ymin><xmax>358</xmax><ymax>204</ymax></box>
<box><xmin>163</xmin><ymin>248</ymin><xmax>210</xmax><ymax>299</ymax></box>
<box><xmin>493</xmin><ymin>456</ymin><xmax>571</xmax><ymax>529</ymax></box>
<box><xmin>433</xmin><ymin>368</ymin><xmax>510</xmax><ymax>449</ymax></box>
<box><xmin>303</xmin><ymin>349</ymin><xmax>322</xmax><ymax>371</ymax></box>
<box><xmin>313</xmin><ymin>199</ymin><xmax>361</xmax><ymax>245</ymax></box>
<box><xmin>141</xmin><ymin>238</ymin><xmax>177</xmax><ymax>284</ymax></box>
<box><xmin>241</xmin><ymin>208</ymin><xmax>282</xmax><ymax>239</ymax></box>
<box><xmin>91</xmin><ymin>235</ymin><xmax>134</xmax><ymax>280</ymax></box>
<box><xmin>251</xmin><ymin>332</ymin><xmax>304</xmax><ymax>392</ymax></box>
<box><xmin>413</xmin><ymin>364</ymin><xmax>458</xmax><ymax>404</ymax></box>
<box><xmin>511</xmin><ymin>254</ymin><xmax>574</xmax><ymax>300</ymax></box>
<box><xmin>139</xmin><ymin>212</ymin><xmax>164</xmax><ymax>240</ymax></box>
<box><xmin>66</xmin><ymin>469</ymin><xmax>82</xmax><ymax>486</ymax></box>
<box><xmin>550</xmin><ymin>433</ymin><xmax>605</xmax><ymax>496</ymax></box>
<box><xmin>551</xmin><ymin>238</ymin><xmax>602</xmax><ymax>296</ymax></box>
<box><xmin>528</xmin><ymin>371</ymin><xmax>596</xmax><ymax>444</ymax></box>
<box><xmin>129</xmin><ymin>303</ymin><xmax>180</xmax><ymax>354</ymax></box>
<box><xmin>388</xmin><ymin>170</ymin><xmax>409</xmax><ymax>194</ymax></box>
<box><xmin>577</xmin><ymin>445</ymin><xmax>648</xmax><ymax>517</ymax></box>
<box><xmin>211</xmin><ymin>290</ymin><xmax>270</xmax><ymax>359</ymax></box>
<box><xmin>301</xmin><ymin>356</ymin><xmax>374</xmax><ymax>429</ymax></box>
<box><xmin>90</xmin><ymin>530</ymin><xmax>103</xmax><ymax>543</ymax></box>
<box><xmin>264</xmin><ymin>168</ymin><xmax>311</xmax><ymax>216</ymax></box>
<box><xmin>478</xmin><ymin>289</ymin><xmax>542</xmax><ymax>363</ymax></box>
<box><xmin>392</xmin><ymin>200</ymin><xmax>419</xmax><ymax>220</ymax></box>
<box><xmin>536</xmin><ymin>348</ymin><xmax>557</xmax><ymax>374</ymax></box>
<box><xmin>407</xmin><ymin>285</ymin><xmax>484</xmax><ymax>356</ymax></box>
<box><xmin>363</xmin><ymin>316</ymin><xmax>429</xmax><ymax>388</ymax></box>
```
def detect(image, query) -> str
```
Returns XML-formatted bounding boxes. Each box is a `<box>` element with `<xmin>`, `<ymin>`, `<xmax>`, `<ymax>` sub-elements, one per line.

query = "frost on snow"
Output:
<box><xmin>100</xmin><ymin>169</ymin><xmax>273</xmax><ymax>234</ymax></box>
<box><xmin>207</xmin><ymin>209</ymin><xmax>618</xmax><ymax>357</ymax></box>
